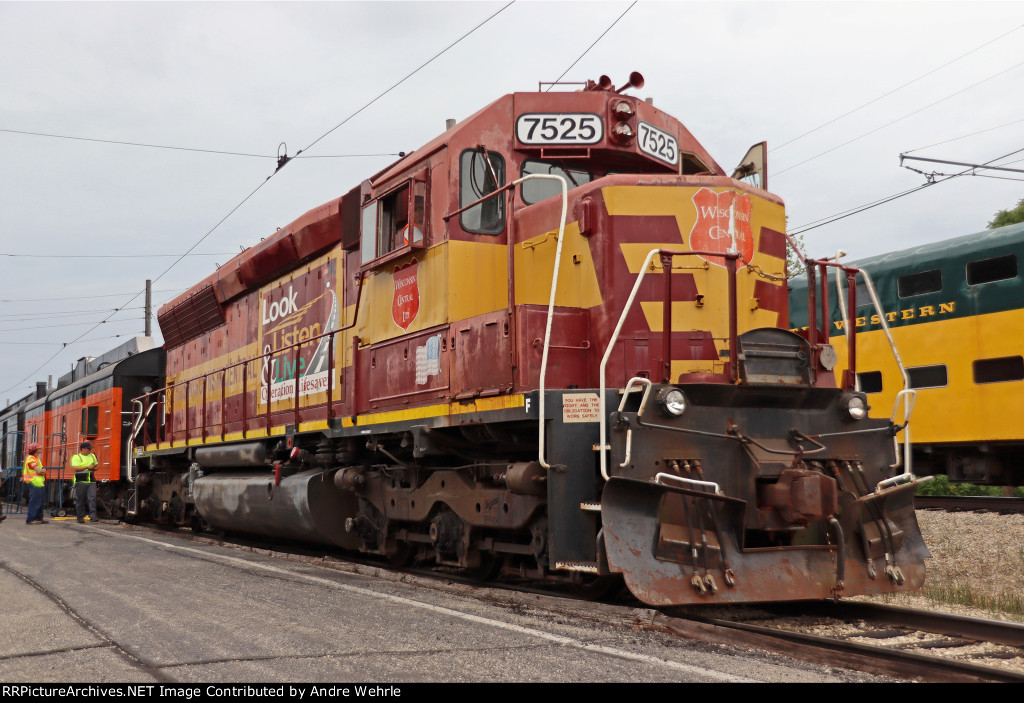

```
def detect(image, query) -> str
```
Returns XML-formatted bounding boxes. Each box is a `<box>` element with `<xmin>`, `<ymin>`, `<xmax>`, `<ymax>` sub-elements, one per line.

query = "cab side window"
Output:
<box><xmin>378</xmin><ymin>184</ymin><xmax>410</xmax><ymax>257</ymax></box>
<box><xmin>460</xmin><ymin>149</ymin><xmax>505</xmax><ymax>234</ymax></box>
<box><xmin>361</xmin><ymin>173</ymin><xmax>429</xmax><ymax>266</ymax></box>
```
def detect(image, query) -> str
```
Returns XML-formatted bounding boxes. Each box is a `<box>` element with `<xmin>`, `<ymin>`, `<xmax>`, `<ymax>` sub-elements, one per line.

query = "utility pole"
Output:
<box><xmin>145</xmin><ymin>279</ymin><xmax>152</xmax><ymax>337</ymax></box>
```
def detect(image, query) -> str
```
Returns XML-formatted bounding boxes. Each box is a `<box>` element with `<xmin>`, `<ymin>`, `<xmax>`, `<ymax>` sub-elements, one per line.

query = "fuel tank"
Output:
<box><xmin>192</xmin><ymin>469</ymin><xmax>361</xmax><ymax>549</ymax></box>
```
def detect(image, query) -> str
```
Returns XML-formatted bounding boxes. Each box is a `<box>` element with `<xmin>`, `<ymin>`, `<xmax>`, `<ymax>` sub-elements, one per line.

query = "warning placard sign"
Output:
<box><xmin>562</xmin><ymin>393</ymin><xmax>601</xmax><ymax>423</ymax></box>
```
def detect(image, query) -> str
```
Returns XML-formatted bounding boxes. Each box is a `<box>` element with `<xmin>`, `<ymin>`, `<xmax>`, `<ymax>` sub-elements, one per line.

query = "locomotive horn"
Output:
<box><xmin>615</xmin><ymin>71</ymin><xmax>645</xmax><ymax>94</ymax></box>
<box><xmin>597</xmin><ymin>75</ymin><xmax>613</xmax><ymax>91</ymax></box>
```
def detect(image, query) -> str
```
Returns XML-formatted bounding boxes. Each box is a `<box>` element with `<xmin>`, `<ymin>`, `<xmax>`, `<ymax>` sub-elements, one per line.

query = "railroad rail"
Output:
<box><xmin>915</xmin><ymin>495</ymin><xmax>1024</xmax><ymax>513</ymax></box>
<box><xmin>670</xmin><ymin>601</ymin><xmax>1024</xmax><ymax>682</ymax></box>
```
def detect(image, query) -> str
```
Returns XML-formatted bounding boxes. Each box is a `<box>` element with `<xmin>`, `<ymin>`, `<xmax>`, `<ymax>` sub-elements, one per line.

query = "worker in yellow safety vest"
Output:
<box><xmin>23</xmin><ymin>442</ymin><xmax>47</xmax><ymax>524</ymax></box>
<box><xmin>71</xmin><ymin>440</ymin><xmax>99</xmax><ymax>523</ymax></box>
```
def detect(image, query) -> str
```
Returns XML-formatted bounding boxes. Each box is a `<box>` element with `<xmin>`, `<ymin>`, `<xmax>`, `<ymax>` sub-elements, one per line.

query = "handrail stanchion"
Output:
<box><xmin>727</xmin><ymin>254</ymin><xmax>738</xmax><ymax>382</ymax></box>
<box><xmin>661</xmin><ymin>252</ymin><xmax>673</xmax><ymax>383</ymax></box>
<box><xmin>242</xmin><ymin>360</ymin><xmax>249</xmax><ymax>439</ymax></box>
<box><xmin>265</xmin><ymin>350</ymin><xmax>274</xmax><ymax>435</ymax></box>
<box><xmin>294</xmin><ymin>342</ymin><xmax>301</xmax><ymax>430</ymax></box>
<box><xmin>220</xmin><ymin>370</ymin><xmax>227</xmax><ymax>442</ymax></box>
<box><xmin>328</xmin><ymin>333</ymin><xmax>335</xmax><ymax>422</ymax></box>
<box><xmin>202</xmin><ymin>376</ymin><xmax>208</xmax><ymax>443</ymax></box>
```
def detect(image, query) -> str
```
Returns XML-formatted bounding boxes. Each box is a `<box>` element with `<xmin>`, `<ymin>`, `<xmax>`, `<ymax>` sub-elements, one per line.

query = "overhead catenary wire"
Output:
<box><xmin>0</xmin><ymin>319</ymin><xmax>144</xmax><ymax>333</ymax></box>
<box><xmin>774</xmin><ymin>58</ymin><xmax>1024</xmax><ymax>178</ymax></box>
<box><xmin>0</xmin><ymin>306</ymin><xmax>145</xmax><ymax>321</ymax></box>
<box><xmin>300</xmin><ymin>1</ymin><xmax>515</xmax><ymax>156</ymax></box>
<box><xmin>545</xmin><ymin>1</ymin><xmax>637</xmax><ymax>90</ymax></box>
<box><xmin>1</xmin><ymin>252</ymin><xmax>236</xmax><ymax>259</ymax></box>
<box><xmin>0</xmin><ymin>127</ymin><xmax>402</xmax><ymax>160</ymax></box>
<box><xmin>790</xmin><ymin>145</ymin><xmax>1024</xmax><ymax>235</ymax></box>
<box><xmin>0</xmin><ymin>333</ymin><xmax>144</xmax><ymax>347</ymax></box>
<box><xmin>772</xmin><ymin>24</ymin><xmax>1024</xmax><ymax>153</ymax></box>
<box><xmin>0</xmin><ymin>289</ymin><xmax>184</xmax><ymax>303</ymax></box>
<box><xmin>902</xmin><ymin>117</ymin><xmax>1024</xmax><ymax>154</ymax></box>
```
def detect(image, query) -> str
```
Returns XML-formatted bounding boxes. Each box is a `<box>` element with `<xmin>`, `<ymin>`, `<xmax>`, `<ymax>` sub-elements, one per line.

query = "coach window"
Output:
<box><xmin>973</xmin><ymin>356</ymin><xmax>1024</xmax><ymax>384</ymax></box>
<box><xmin>854</xmin><ymin>280</ymin><xmax>873</xmax><ymax>309</ymax></box>
<box><xmin>460</xmin><ymin>149</ymin><xmax>505</xmax><ymax>234</ymax></box>
<box><xmin>897</xmin><ymin>269</ymin><xmax>942</xmax><ymax>298</ymax></box>
<box><xmin>907</xmin><ymin>364</ymin><xmax>948</xmax><ymax>389</ymax></box>
<box><xmin>857</xmin><ymin>371</ymin><xmax>883</xmax><ymax>393</ymax></box>
<box><xmin>521</xmin><ymin>160</ymin><xmax>591</xmax><ymax>204</ymax></box>
<box><xmin>967</xmin><ymin>254</ymin><xmax>1017</xmax><ymax>285</ymax></box>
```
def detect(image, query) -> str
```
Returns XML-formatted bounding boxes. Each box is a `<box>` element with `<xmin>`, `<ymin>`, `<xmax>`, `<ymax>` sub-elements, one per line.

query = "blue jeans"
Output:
<box><xmin>26</xmin><ymin>485</ymin><xmax>44</xmax><ymax>523</ymax></box>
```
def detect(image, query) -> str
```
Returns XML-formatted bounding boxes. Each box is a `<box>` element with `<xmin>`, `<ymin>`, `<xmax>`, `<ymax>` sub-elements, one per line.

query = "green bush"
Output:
<box><xmin>914</xmin><ymin>474</ymin><xmax>1024</xmax><ymax>497</ymax></box>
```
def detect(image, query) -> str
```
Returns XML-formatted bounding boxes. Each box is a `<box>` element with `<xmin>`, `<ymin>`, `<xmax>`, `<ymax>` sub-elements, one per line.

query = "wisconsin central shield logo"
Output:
<box><xmin>688</xmin><ymin>188</ymin><xmax>754</xmax><ymax>269</ymax></box>
<box><xmin>392</xmin><ymin>259</ymin><xmax>420</xmax><ymax>330</ymax></box>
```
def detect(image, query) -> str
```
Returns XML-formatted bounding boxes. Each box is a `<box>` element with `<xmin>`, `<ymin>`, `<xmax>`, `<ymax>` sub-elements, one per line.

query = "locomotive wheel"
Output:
<box><xmin>575</xmin><ymin>575</ymin><xmax>627</xmax><ymax>602</ymax></box>
<box><xmin>388</xmin><ymin>542</ymin><xmax>416</xmax><ymax>568</ymax></box>
<box><xmin>467</xmin><ymin>552</ymin><xmax>502</xmax><ymax>581</ymax></box>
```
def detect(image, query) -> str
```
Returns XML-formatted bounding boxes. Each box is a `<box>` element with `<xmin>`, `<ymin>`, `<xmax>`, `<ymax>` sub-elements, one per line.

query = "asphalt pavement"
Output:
<box><xmin>0</xmin><ymin>512</ymin><xmax>890</xmax><ymax>684</ymax></box>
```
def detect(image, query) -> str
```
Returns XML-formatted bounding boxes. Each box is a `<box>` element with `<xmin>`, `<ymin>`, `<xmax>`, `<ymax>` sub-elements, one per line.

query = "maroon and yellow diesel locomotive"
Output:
<box><xmin>130</xmin><ymin>73</ymin><xmax>929</xmax><ymax>605</ymax></box>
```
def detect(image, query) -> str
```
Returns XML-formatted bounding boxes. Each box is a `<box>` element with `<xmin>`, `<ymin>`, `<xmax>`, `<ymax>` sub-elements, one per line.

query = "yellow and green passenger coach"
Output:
<box><xmin>790</xmin><ymin>222</ymin><xmax>1024</xmax><ymax>485</ymax></box>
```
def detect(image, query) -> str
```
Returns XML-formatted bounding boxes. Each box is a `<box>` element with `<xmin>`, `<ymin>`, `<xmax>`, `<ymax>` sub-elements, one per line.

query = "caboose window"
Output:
<box><xmin>460</xmin><ymin>149</ymin><xmax>505</xmax><ymax>234</ymax></box>
<box><xmin>967</xmin><ymin>254</ymin><xmax>1017</xmax><ymax>285</ymax></box>
<box><xmin>973</xmin><ymin>356</ymin><xmax>1024</xmax><ymax>384</ymax></box>
<box><xmin>520</xmin><ymin>160</ymin><xmax>591</xmax><ymax>204</ymax></box>
<box><xmin>907</xmin><ymin>364</ymin><xmax>947</xmax><ymax>389</ymax></box>
<box><xmin>897</xmin><ymin>269</ymin><xmax>942</xmax><ymax>298</ymax></box>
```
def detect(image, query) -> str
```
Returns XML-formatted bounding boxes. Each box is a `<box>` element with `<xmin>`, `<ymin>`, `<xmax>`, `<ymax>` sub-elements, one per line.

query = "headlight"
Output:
<box><xmin>612</xmin><ymin>100</ymin><xmax>634</xmax><ymax>120</ymax></box>
<box><xmin>841</xmin><ymin>392</ymin><xmax>868</xmax><ymax>421</ymax></box>
<box><xmin>610</xmin><ymin>122</ymin><xmax>635</xmax><ymax>143</ymax></box>
<box><xmin>658</xmin><ymin>388</ymin><xmax>688</xmax><ymax>416</ymax></box>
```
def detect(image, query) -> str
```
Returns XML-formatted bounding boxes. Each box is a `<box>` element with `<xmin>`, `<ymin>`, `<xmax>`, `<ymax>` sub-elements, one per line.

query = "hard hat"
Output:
<box><xmin>26</xmin><ymin>442</ymin><xmax>41</xmax><ymax>452</ymax></box>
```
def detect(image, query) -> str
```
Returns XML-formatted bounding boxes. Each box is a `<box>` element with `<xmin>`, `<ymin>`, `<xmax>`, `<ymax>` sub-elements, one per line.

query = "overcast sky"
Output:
<box><xmin>2</xmin><ymin>0</ymin><xmax>1022</xmax><ymax>401</ymax></box>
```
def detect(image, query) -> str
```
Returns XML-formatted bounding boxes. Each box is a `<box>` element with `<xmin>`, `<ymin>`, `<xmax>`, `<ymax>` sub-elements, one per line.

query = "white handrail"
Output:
<box><xmin>127</xmin><ymin>398</ymin><xmax>155</xmax><ymax>484</ymax></box>
<box><xmin>832</xmin><ymin>261</ymin><xmax>915</xmax><ymax>473</ymax></box>
<box><xmin>598</xmin><ymin>249</ymin><xmax>664</xmax><ymax>480</ymax></box>
<box><xmin>656</xmin><ymin>473</ymin><xmax>721</xmax><ymax>494</ymax></box>
<box><xmin>504</xmin><ymin>174</ymin><xmax>568</xmax><ymax>470</ymax></box>
<box><xmin>615</xmin><ymin>377</ymin><xmax>652</xmax><ymax>469</ymax></box>
<box><xmin>445</xmin><ymin>172</ymin><xmax>568</xmax><ymax>470</ymax></box>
